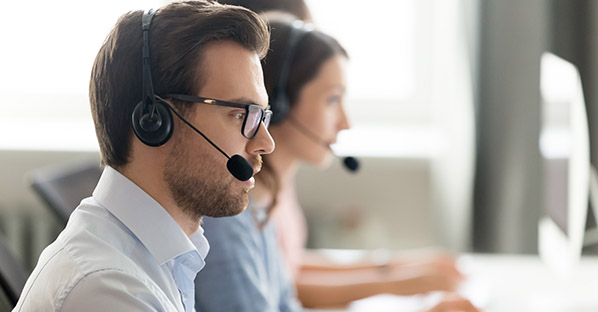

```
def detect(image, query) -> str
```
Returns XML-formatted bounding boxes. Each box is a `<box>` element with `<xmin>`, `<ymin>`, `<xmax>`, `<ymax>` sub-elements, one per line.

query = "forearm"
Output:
<box><xmin>296</xmin><ymin>269</ymin><xmax>392</xmax><ymax>308</ymax></box>
<box><xmin>295</xmin><ymin>264</ymin><xmax>461</xmax><ymax>308</ymax></box>
<box><xmin>295</xmin><ymin>248</ymin><xmax>463</xmax><ymax>308</ymax></box>
<box><xmin>301</xmin><ymin>249</ymin><xmax>395</xmax><ymax>272</ymax></box>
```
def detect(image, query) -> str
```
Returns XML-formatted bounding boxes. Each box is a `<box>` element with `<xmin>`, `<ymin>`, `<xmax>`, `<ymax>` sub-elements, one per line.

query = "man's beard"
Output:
<box><xmin>163</xmin><ymin>137</ymin><xmax>259</xmax><ymax>221</ymax></box>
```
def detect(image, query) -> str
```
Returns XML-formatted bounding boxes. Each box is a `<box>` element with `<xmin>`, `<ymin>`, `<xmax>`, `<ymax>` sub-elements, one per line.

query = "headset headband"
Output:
<box><xmin>275</xmin><ymin>20</ymin><xmax>315</xmax><ymax>101</ymax></box>
<box><xmin>141</xmin><ymin>9</ymin><xmax>157</xmax><ymax>112</ymax></box>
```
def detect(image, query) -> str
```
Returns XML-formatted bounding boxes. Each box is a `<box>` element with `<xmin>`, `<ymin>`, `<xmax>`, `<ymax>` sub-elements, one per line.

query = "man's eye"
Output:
<box><xmin>234</xmin><ymin>112</ymin><xmax>245</xmax><ymax>120</ymax></box>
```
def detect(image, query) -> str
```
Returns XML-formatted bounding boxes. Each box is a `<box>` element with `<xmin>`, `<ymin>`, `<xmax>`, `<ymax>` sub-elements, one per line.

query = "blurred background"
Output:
<box><xmin>1</xmin><ymin>0</ymin><xmax>598</xmax><ymax>272</ymax></box>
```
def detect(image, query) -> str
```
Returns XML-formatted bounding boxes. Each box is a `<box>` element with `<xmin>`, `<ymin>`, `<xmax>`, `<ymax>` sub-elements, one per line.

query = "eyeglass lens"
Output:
<box><xmin>243</xmin><ymin>106</ymin><xmax>272</xmax><ymax>138</ymax></box>
<box><xmin>244</xmin><ymin>106</ymin><xmax>262</xmax><ymax>138</ymax></box>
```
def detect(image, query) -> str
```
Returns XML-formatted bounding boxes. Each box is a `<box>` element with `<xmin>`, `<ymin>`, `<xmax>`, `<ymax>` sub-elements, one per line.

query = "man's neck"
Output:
<box><xmin>117</xmin><ymin>164</ymin><xmax>201</xmax><ymax>237</ymax></box>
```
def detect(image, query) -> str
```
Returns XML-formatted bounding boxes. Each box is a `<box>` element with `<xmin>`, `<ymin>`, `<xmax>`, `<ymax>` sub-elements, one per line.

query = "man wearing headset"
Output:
<box><xmin>14</xmin><ymin>1</ymin><xmax>274</xmax><ymax>311</ymax></box>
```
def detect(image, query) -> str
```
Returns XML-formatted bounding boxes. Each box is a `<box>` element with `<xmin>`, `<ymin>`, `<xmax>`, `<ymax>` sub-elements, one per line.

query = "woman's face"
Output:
<box><xmin>277</xmin><ymin>54</ymin><xmax>350</xmax><ymax>167</ymax></box>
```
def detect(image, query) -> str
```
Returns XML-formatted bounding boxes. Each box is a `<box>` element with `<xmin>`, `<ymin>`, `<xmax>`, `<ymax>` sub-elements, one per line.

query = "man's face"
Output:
<box><xmin>164</xmin><ymin>41</ymin><xmax>274</xmax><ymax>220</ymax></box>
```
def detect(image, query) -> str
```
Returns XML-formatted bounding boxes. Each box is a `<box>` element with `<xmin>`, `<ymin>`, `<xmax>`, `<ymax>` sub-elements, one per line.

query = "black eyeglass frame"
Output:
<box><xmin>165</xmin><ymin>93</ymin><xmax>272</xmax><ymax>140</ymax></box>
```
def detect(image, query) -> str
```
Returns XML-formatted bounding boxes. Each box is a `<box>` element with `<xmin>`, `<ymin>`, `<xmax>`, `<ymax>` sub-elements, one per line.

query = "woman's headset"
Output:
<box><xmin>270</xmin><ymin>20</ymin><xmax>314</xmax><ymax>125</ymax></box>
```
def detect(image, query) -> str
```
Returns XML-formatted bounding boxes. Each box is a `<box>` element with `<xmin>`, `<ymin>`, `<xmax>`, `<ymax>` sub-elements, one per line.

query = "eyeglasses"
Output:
<box><xmin>165</xmin><ymin>94</ymin><xmax>273</xmax><ymax>140</ymax></box>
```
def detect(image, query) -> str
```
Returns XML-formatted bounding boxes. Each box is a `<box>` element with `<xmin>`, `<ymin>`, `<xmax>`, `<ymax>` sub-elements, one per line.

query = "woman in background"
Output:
<box><xmin>253</xmin><ymin>10</ymin><xmax>465</xmax><ymax>307</ymax></box>
<box><xmin>221</xmin><ymin>0</ymin><xmax>468</xmax><ymax>305</ymax></box>
<box><xmin>195</xmin><ymin>11</ymin><xmax>477</xmax><ymax>311</ymax></box>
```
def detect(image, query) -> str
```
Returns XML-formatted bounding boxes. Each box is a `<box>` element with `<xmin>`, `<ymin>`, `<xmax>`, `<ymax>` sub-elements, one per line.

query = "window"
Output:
<box><xmin>0</xmin><ymin>0</ymin><xmax>165</xmax><ymax>150</ymax></box>
<box><xmin>306</xmin><ymin>0</ymin><xmax>462</xmax><ymax>157</ymax></box>
<box><xmin>0</xmin><ymin>0</ymin><xmax>472</xmax><ymax>156</ymax></box>
<box><xmin>306</xmin><ymin>0</ymin><xmax>436</xmax><ymax>127</ymax></box>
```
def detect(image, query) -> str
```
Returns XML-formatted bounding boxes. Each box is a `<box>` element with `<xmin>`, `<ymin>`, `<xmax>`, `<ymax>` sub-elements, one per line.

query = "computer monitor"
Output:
<box><xmin>538</xmin><ymin>52</ymin><xmax>591</xmax><ymax>278</ymax></box>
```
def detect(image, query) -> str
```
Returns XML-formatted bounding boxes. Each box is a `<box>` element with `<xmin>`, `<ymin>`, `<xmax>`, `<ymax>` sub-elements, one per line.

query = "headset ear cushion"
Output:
<box><xmin>132</xmin><ymin>99</ymin><xmax>174</xmax><ymax>147</ymax></box>
<box><xmin>270</xmin><ymin>87</ymin><xmax>290</xmax><ymax>125</ymax></box>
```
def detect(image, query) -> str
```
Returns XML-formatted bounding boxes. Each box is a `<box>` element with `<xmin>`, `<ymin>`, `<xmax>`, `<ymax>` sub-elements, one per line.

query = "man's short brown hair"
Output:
<box><xmin>89</xmin><ymin>0</ymin><xmax>270</xmax><ymax>168</ymax></box>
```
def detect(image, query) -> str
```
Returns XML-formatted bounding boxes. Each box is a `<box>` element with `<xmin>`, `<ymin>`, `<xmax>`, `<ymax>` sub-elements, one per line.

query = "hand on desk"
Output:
<box><xmin>298</xmin><ymin>248</ymin><xmax>471</xmax><ymax>309</ymax></box>
<box><xmin>425</xmin><ymin>293</ymin><xmax>480</xmax><ymax>312</ymax></box>
<box><xmin>384</xmin><ymin>249</ymin><xmax>465</xmax><ymax>295</ymax></box>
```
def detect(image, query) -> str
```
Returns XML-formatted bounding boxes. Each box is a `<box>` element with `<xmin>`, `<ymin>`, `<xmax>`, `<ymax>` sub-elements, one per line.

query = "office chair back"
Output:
<box><xmin>0</xmin><ymin>232</ymin><xmax>27</xmax><ymax>307</ymax></box>
<box><xmin>30</xmin><ymin>160</ymin><xmax>103</xmax><ymax>224</ymax></box>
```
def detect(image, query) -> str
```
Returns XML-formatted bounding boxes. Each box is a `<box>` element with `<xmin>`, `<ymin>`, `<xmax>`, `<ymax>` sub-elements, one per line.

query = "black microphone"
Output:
<box><xmin>287</xmin><ymin>116</ymin><xmax>359</xmax><ymax>173</ymax></box>
<box><xmin>343</xmin><ymin>156</ymin><xmax>359</xmax><ymax>172</ymax></box>
<box><xmin>167</xmin><ymin>105</ymin><xmax>254</xmax><ymax>181</ymax></box>
<box><xmin>227</xmin><ymin>155</ymin><xmax>254</xmax><ymax>181</ymax></box>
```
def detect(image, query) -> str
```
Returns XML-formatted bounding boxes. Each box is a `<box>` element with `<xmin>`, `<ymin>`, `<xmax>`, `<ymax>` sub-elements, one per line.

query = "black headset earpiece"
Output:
<box><xmin>132</xmin><ymin>99</ymin><xmax>173</xmax><ymax>146</ymax></box>
<box><xmin>132</xmin><ymin>8</ymin><xmax>174</xmax><ymax>147</ymax></box>
<box><xmin>270</xmin><ymin>20</ymin><xmax>314</xmax><ymax>125</ymax></box>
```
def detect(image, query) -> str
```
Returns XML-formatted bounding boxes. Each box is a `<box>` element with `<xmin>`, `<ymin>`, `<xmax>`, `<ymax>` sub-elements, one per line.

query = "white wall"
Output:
<box><xmin>296</xmin><ymin>156</ymin><xmax>438</xmax><ymax>250</ymax></box>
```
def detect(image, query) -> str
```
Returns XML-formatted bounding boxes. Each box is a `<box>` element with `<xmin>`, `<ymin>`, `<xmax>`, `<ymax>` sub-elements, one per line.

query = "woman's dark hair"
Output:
<box><xmin>89</xmin><ymin>0</ymin><xmax>270</xmax><ymax>168</ymax></box>
<box><xmin>258</xmin><ymin>12</ymin><xmax>348</xmax><ymax>202</ymax></box>
<box><xmin>217</xmin><ymin>0</ymin><xmax>312</xmax><ymax>21</ymax></box>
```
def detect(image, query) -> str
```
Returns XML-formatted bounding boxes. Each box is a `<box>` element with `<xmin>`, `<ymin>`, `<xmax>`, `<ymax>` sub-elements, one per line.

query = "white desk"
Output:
<box><xmin>463</xmin><ymin>254</ymin><xmax>598</xmax><ymax>312</ymax></box>
<box><xmin>310</xmin><ymin>252</ymin><xmax>598</xmax><ymax>312</ymax></box>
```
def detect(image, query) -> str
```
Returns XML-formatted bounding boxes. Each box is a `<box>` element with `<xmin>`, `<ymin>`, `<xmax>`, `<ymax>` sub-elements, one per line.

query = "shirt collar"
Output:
<box><xmin>92</xmin><ymin>166</ymin><xmax>210</xmax><ymax>265</ymax></box>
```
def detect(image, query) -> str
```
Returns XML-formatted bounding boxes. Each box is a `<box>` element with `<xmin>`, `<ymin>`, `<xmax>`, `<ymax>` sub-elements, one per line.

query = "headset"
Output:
<box><xmin>130</xmin><ymin>9</ymin><xmax>254</xmax><ymax>181</ymax></box>
<box><xmin>132</xmin><ymin>9</ymin><xmax>174</xmax><ymax>147</ymax></box>
<box><xmin>270</xmin><ymin>20</ymin><xmax>314</xmax><ymax>125</ymax></box>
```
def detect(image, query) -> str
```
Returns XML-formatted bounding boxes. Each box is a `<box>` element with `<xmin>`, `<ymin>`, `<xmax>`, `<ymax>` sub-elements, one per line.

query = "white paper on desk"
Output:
<box><xmin>348</xmin><ymin>292</ymin><xmax>445</xmax><ymax>312</ymax></box>
<box><xmin>347</xmin><ymin>276</ymin><xmax>489</xmax><ymax>312</ymax></box>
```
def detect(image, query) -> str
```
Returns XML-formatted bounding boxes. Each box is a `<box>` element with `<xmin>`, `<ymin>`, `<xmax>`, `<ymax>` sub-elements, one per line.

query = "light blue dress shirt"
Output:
<box><xmin>14</xmin><ymin>166</ymin><xmax>209</xmax><ymax>312</ymax></box>
<box><xmin>194</xmin><ymin>201</ymin><xmax>301</xmax><ymax>312</ymax></box>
